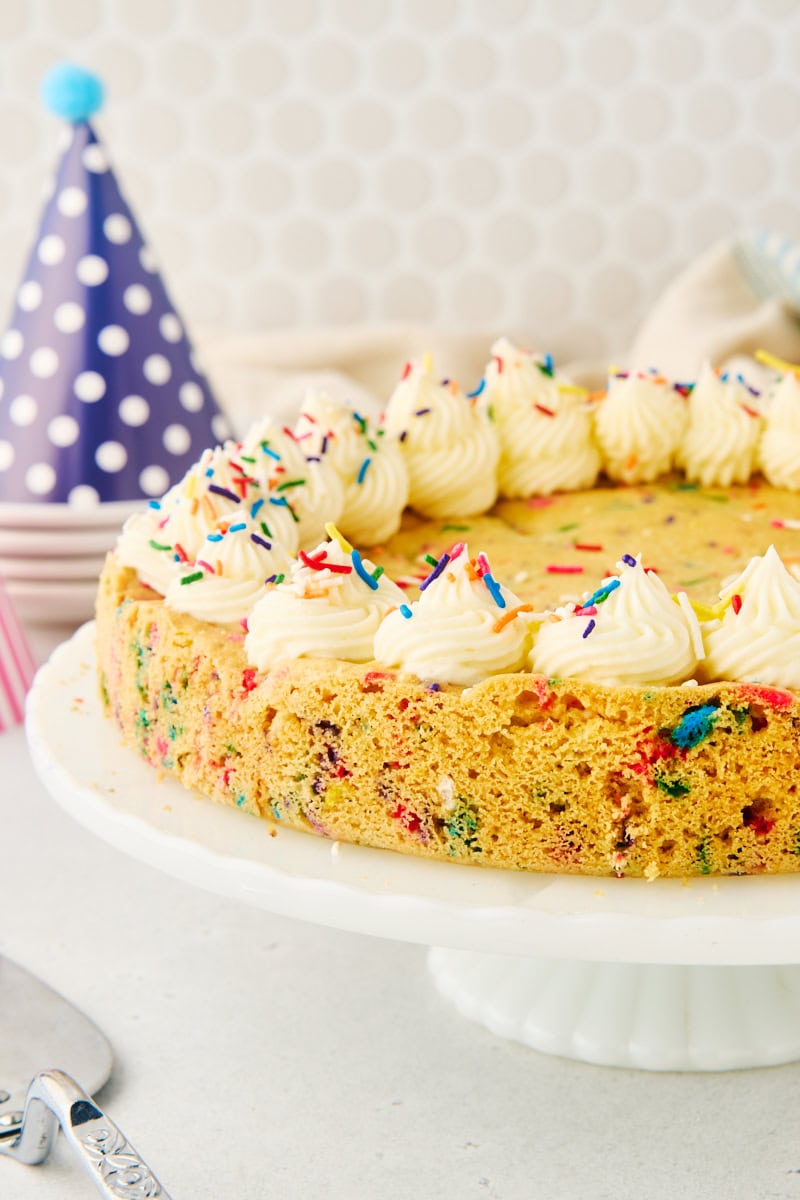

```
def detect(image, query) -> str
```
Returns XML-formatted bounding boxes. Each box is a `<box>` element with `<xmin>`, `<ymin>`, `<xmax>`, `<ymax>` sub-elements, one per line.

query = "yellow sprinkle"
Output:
<box><xmin>681</xmin><ymin>596</ymin><xmax>726</xmax><ymax>622</ymax></box>
<box><xmin>755</xmin><ymin>348</ymin><xmax>800</xmax><ymax>376</ymax></box>
<box><xmin>557</xmin><ymin>383</ymin><xmax>588</xmax><ymax>396</ymax></box>
<box><xmin>422</xmin><ymin>352</ymin><xmax>433</xmax><ymax>374</ymax></box>
<box><xmin>324</xmin><ymin>522</ymin><xmax>353</xmax><ymax>553</ymax></box>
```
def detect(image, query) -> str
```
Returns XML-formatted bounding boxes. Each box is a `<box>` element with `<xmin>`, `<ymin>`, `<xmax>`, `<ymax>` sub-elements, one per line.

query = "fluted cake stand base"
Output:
<box><xmin>428</xmin><ymin>952</ymin><xmax>800</xmax><ymax>1070</ymax></box>
<box><xmin>27</xmin><ymin>624</ymin><xmax>800</xmax><ymax>1074</ymax></box>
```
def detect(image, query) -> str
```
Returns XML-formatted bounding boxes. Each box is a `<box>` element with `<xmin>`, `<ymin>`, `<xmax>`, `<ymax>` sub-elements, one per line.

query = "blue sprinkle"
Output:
<box><xmin>250</xmin><ymin>498</ymin><xmax>264</xmax><ymax>518</ymax></box>
<box><xmin>583</xmin><ymin>578</ymin><xmax>621</xmax><ymax>608</ymax></box>
<box><xmin>263</xmin><ymin>446</ymin><xmax>281</xmax><ymax>461</ymax></box>
<box><xmin>467</xmin><ymin>378</ymin><xmax>486</xmax><ymax>398</ymax></box>
<box><xmin>270</xmin><ymin>496</ymin><xmax>289</xmax><ymax>508</ymax></box>
<box><xmin>669</xmin><ymin>704</ymin><xmax>720</xmax><ymax>750</ymax></box>
<box><xmin>351</xmin><ymin>549</ymin><xmax>378</xmax><ymax>590</ymax></box>
<box><xmin>400</xmin><ymin>604</ymin><xmax>413</xmax><ymax>619</ymax></box>
<box><xmin>427</xmin><ymin>682</ymin><xmax>441</xmax><ymax>691</ymax></box>
<box><xmin>148</xmin><ymin>500</ymin><xmax>161</xmax><ymax>510</ymax></box>
<box><xmin>621</xmin><ymin>554</ymin><xmax>637</xmax><ymax>568</ymax></box>
<box><xmin>482</xmin><ymin>572</ymin><xmax>506</xmax><ymax>609</ymax></box>
<box><xmin>229</xmin><ymin>522</ymin><xmax>247</xmax><ymax>532</ymax></box>
<box><xmin>543</xmin><ymin>353</ymin><xmax>554</xmax><ymax>374</ymax></box>
<box><xmin>251</xmin><ymin>533</ymin><xmax>272</xmax><ymax>551</ymax></box>
<box><xmin>582</xmin><ymin>618</ymin><xmax>596</xmax><ymax>639</ymax></box>
<box><xmin>207</xmin><ymin>532</ymin><xmax>224</xmax><ymax>542</ymax></box>
<box><xmin>357</xmin><ymin>457</ymin><xmax>372</xmax><ymax>485</ymax></box>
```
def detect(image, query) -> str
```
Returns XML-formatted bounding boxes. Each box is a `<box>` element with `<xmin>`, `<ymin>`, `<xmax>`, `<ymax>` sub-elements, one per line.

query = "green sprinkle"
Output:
<box><xmin>557</xmin><ymin>522</ymin><xmax>579</xmax><ymax>532</ymax></box>
<box><xmin>655</xmin><ymin>775</ymin><xmax>691</xmax><ymax>798</ymax></box>
<box><xmin>273</xmin><ymin>573</ymin><xmax>286</xmax><ymax>585</ymax></box>
<box><xmin>372</xmin><ymin>566</ymin><xmax>384</xmax><ymax>581</ymax></box>
<box><xmin>697</xmin><ymin>837</ymin><xmax>712</xmax><ymax>875</ymax></box>
<box><xmin>367</xmin><ymin>438</ymin><xmax>378</xmax><ymax>452</ymax></box>
<box><xmin>703</xmin><ymin>494</ymin><xmax>730</xmax><ymax>503</ymax></box>
<box><xmin>678</xmin><ymin>576</ymin><xmax>713</xmax><ymax>588</ymax></box>
<box><xmin>671</xmin><ymin>482</ymin><xmax>699</xmax><ymax>491</ymax></box>
<box><xmin>441</xmin><ymin>523</ymin><xmax>471</xmax><ymax>532</ymax></box>
<box><xmin>149</xmin><ymin>539</ymin><xmax>172</xmax><ymax>552</ymax></box>
<box><xmin>260</xmin><ymin>521</ymin><xmax>273</xmax><ymax>538</ymax></box>
<box><xmin>277</xmin><ymin>478</ymin><xmax>305</xmax><ymax>491</ymax></box>
<box><xmin>424</xmin><ymin>554</ymin><xmax>438</xmax><ymax>567</ymax></box>
<box><xmin>240</xmin><ymin>454</ymin><xmax>256</xmax><ymax>463</ymax></box>
<box><xmin>180</xmin><ymin>571</ymin><xmax>204</xmax><ymax>585</ymax></box>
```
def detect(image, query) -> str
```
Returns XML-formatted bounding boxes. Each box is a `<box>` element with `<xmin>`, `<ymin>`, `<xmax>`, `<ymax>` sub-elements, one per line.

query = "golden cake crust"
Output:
<box><xmin>96</xmin><ymin>476</ymin><xmax>800</xmax><ymax>878</ymax></box>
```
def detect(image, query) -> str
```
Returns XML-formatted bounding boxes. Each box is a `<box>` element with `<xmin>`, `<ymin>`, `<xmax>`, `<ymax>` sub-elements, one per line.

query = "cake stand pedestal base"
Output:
<box><xmin>428</xmin><ymin>949</ymin><xmax>800</xmax><ymax>1071</ymax></box>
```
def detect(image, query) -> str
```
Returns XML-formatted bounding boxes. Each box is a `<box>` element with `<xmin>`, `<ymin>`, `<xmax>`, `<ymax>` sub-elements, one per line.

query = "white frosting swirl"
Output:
<box><xmin>676</xmin><ymin>364</ymin><xmax>762</xmax><ymax>487</ymax></box>
<box><xmin>239</xmin><ymin>415</ymin><xmax>345</xmax><ymax>548</ymax></box>
<box><xmin>295</xmin><ymin>392</ymin><xmax>408</xmax><ymax>545</ymax></box>
<box><xmin>757</xmin><ymin>371</ymin><xmax>800</xmax><ymax>491</ymax></box>
<box><xmin>374</xmin><ymin>545</ymin><xmax>533</xmax><ymax>686</ymax></box>
<box><xmin>245</xmin><ymin>538</ymin><xmax>407</xmax><ymax>667</ymax></box>
<box><xmin>115</xmin><ymin>507</ymin><xmax>181</xmax><ymax>595</ymax></box>
<box><xmin>384</xmin><ymin>362</ymin><xmax>499</xmax><ymax>518</ymax></box>
<box><xmin>698</xmin><ymin>546</ymin><xmax>800</xmax><ymax>689</ymax></box>
<box><xmin>164</xmin><ymin>517</ymin><xmax>294</xmax><ymax>626</ymax></box>
<box><xmin>594</xmin><ymin>371</ymin><xmax>687</xmax><ymax>484</ymax></box>
<box><xmin>530</xmin><ymin>555</ymin><xmax>704</xmax><ymax>687</ymax></box>
<box><xmin>482</xmin><ymin>338</ymin><xmax>600</xmax><ymax>496</ymax></box>
<box><xmin>155</xmin><ymin>446</ymin><xmax>251</xmax><ymax>560</ymax></box>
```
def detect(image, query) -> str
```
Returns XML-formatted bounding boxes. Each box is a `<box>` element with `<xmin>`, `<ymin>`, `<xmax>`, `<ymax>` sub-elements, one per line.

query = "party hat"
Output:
<box><xmin>0</xmin><ymin>63</ymin><xmax>230</xmax><ymax>506</ymax></box>
<box><xmin>0</xmin><ymin>576</ymin><xmax>35</xmax><ymax>732</ymax></box>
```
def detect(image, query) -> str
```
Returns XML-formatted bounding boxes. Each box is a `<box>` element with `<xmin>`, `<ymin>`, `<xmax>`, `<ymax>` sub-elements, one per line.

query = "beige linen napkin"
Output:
<box><xmin>199</xmin><ymin>231</ymin><xmax>800</xmax><ymax>433</ymax></box>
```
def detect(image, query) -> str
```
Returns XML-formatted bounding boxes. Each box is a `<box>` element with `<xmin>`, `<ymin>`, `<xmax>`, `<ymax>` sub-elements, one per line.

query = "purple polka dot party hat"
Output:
<box><xmin>0</xmin><ymin>63</ymin><xmax>229</xmax><ymax>506</ymax></box>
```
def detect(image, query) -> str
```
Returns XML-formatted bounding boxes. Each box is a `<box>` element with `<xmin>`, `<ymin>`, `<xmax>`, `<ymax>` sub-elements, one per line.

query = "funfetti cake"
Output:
<box><xmin>96</xmin><ymin>342</ymin><xmax>800</xmax><ymax>879</ymax></box>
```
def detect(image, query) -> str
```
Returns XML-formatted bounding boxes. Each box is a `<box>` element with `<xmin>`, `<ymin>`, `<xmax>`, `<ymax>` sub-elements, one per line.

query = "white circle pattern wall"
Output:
<box><xmin>0</xmin><ymin>0</ymin><xmax>798</xmax><ymax>360</ymax></box>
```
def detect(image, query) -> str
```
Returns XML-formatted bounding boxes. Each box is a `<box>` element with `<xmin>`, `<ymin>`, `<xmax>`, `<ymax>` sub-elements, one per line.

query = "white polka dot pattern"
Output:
<box><xmin>2</xmin><ymin>8</ymin><xmax>800</xmax><ymax>363</ymax></box>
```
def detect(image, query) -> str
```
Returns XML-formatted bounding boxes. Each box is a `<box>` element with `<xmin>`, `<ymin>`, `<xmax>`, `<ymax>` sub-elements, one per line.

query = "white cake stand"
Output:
<box><xmin>25</xmin><ymin>623</ymin><xmax>800</xmax><ymax>1073</ymax></box>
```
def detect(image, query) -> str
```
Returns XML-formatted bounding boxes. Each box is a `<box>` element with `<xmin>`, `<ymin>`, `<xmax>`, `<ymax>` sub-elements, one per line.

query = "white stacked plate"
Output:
<box><xmin>0</xmin><ymin>500</ymin><xmax>144</xmax><ymax>624</ymax></box>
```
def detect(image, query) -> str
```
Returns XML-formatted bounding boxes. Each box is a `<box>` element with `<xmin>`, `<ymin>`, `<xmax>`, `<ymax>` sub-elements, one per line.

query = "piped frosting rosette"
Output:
<box><xmin>530</xmin><ymin>554</ymin><xmax>704</xmax><ymax>687</ymax></box>
<box><xmin>238</xmin><ymin>415</ymin><xmax>345</xmax><ymax>547</ymax></box>
<box><xmin>384</xmin><ymin>360</ymin><xmax>499</xmax><ymax>519</ymax></box>
<box><xmin>115</xmin><ymin>504</ymin><xmax>182</xmax><ymax>595</ymax></box>
<box><xmin>676</xmin><ymin>364</ymin><xmax>762</xmax><ymax>487</ymax></box>
<box><xmin>757</xmin><ymin>367</ymin><xmax>800</xmax><ymax>491</ymax></box>
<box><xmin>593</xmin><ymin>369</ymin><xmax>688</xmax><ymax>485</ymax></box>
<box><xmin>294</xmin><ymin>392</ymin><xmax>408</xmax><ymax>545</ymax></box>
<box><xmin>245</xmin><ymin>530</ymin><xmax>407</xmax><ymax>667</ymax></box>
<box><xmin>697</xmin><ymin>546</ymin><xmax>800</xmax><ymax>689</ymax></box>
<box><xmin>482</xmin><ymin>337</ymin><xmax>600</xmax><ymax>496</ymax></box>
<box><xmin>374</xmin><ymin>543</ymin><xmax>535</xmax><ymax>686</ymax></box>
<box><xmin>164</xmin><ymin>516</ymin><xmax>294</xmax><ymax>626</ymax></box>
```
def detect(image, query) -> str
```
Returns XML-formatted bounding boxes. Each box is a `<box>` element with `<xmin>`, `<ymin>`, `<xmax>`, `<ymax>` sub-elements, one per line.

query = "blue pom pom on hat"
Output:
<box><xmin>0</xmin><ymin>64</ymin><xmax>231</xmax><ymax>506</ymax></box>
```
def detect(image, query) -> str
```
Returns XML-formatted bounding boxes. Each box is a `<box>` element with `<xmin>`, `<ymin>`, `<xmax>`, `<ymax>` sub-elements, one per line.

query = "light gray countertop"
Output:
<box><xmin>2</xmin><ymin>626</ymin><xmax>800</xmax><ymax>1199</ymax></box>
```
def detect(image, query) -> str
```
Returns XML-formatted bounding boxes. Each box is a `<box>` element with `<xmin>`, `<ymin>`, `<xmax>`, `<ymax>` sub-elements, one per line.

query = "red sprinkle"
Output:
<box><xmin>401</xmin><ymin>361</ymin><xmax>412</xmax><ymax>380</ymax></box>
<box><xmin>731</xmin><ymin>593</ymin><xmax>743</xmax><ymax>614</ymax></box>
<box><xmin>173</xmin><ymin>542</ymin><xmax>189</xmax><ymax>562</ymax></box>
<box><xmin>574</xmin><ymin>542</ymin><xmax>603</xmax><ymax>552</ymax></box>
<box><xmin>197</xmin><ymin>559</ymin><xmax>216</xmax><ymax>574</ymax></box>
<box><xmin>299</xmin><ymin>549</ymin><xmax>328</xmax><ymax>570</ymax></box>
<box><xmin>493</xmin><ymin>354</ymin><xmax>503</xmax><ymax>373</ymax></box>
<box><xmin>241</xmin><ymin>667</ymin><xmax>258</xmax><ymax>692</ymax></box>
<box><xmin>546</xmin><ymin>564</ymin><xmax>584</xmax><ymax>575</ymax></box>
<box><xmin>534</xmin><ymin>402</ymin><xmax>555</xmax><ymax>417</ymax></box>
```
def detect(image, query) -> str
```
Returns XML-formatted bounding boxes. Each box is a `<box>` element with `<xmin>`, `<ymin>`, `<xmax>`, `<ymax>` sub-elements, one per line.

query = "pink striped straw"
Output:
<box><xmin>0</xmin><ymin>578</ymin><xmax>35</xmax><ymax>733</ymax></box>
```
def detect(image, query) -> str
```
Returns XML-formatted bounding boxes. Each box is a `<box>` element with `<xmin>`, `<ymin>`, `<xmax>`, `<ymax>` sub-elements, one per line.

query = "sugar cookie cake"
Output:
<box><xmin>96</xmin><ymin>343</ymin><xmax>800</xmax><ymax>878</ymax></box>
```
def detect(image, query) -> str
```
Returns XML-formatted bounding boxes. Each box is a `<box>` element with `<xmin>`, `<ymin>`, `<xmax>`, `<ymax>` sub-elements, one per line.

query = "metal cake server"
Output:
<box><xmin>0</xmin><ymin>955</ymin><xmax>171</xmax><ymax>1198</ymax></box>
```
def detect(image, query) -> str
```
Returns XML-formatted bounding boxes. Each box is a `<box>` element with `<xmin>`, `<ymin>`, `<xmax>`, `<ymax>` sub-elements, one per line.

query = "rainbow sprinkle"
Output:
<box><xmin>351</xmin><ymin>548</ymin><xmax>378</xmax><ymax>590</ymax></box>
<box><xmin>420</xmin><ymin>552</ymin><xmax>450</xmax><ymax>591</ymax></box>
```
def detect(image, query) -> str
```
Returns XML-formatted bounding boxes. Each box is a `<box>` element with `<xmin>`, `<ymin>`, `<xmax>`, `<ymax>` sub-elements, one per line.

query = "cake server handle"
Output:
<box><xmin>0</xmin><ymin>1068</ymin><xmax>172</xmax><ymax>1198</ymax></box>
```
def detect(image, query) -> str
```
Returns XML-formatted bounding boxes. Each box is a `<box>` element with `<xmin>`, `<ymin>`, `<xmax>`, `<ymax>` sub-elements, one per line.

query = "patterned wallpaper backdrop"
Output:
<box><xmin>0</xmin><ymin>0</ymin><xmax>798</xmax><ymax>362</ymax></box>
